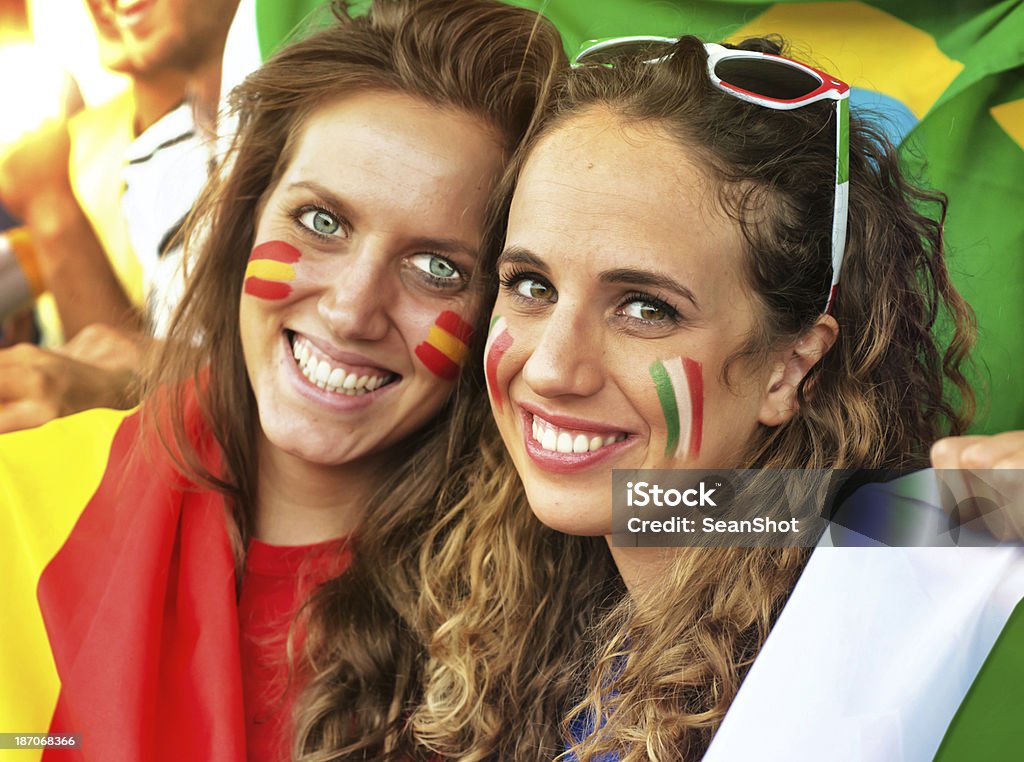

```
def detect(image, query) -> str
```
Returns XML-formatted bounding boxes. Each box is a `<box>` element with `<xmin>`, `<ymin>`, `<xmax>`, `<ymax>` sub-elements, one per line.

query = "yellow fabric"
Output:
<box><xmin>0</xmin><ymin>407</ymin><xmax>133</xmax><ymax>755</ymax></box>
<box><xmin>727</xmin><ymin>1</ymin><xmax>963</xmax><ymax>120</ymax></box>
<box><xmin>36</xmin><ymin>88</ymin><xmax>143</xmax><ymax>347</ymax></box>
<box><xmin>992</xmin><ymin>98</ymin><xmax>1024</xmax><ymax>151</ymax></box>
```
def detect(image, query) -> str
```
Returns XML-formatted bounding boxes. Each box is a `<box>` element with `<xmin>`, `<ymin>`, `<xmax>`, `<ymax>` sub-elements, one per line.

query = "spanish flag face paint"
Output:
<box><xmin>414</xmin><ymin>311</ymin><xmax>474</xmax><ymax>381</ymax></box>
<box><xmin>243</xmin><ymin>240</ymin><xmax>301</xmax><ymax>300</ymax></box>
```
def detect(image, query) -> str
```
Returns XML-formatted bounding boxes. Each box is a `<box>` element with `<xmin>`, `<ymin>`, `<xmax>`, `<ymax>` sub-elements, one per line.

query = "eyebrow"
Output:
<box><xmin>600</xmin><ymin>268</ymin><xmax>700</xmax><ymax>309</ymax></box>
<box><xmin>285</xmin><ymin>180</ymin><xmax>479</xmax><ymax>260</ymax></box>
<box><xmin>498</xmin><ymin>247</ymin><xmax>699</xmax><ymax>309</ymax></box>
<box><xmin>496</xmin><ymin>246</ymin><xmax>549</xmax><ymax>272</ymax></box>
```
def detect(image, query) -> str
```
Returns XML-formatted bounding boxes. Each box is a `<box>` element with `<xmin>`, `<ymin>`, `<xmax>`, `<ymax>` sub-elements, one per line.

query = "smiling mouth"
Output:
<box><xmin>530</xmin><ymin>413</ymin><xmax>627</xmax><ymax>454</ymax></box>
<box><xmin>288</xmin><ymin>332</ymin><xmax>399</xmax><ymax>396</ymax></box>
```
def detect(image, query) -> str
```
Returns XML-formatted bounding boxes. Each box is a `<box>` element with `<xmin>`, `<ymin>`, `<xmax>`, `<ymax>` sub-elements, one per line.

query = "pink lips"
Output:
<box><xmin>518</xmin><ymin>405</ymin><xmax>633</xmax><ymax>474</ymax></box>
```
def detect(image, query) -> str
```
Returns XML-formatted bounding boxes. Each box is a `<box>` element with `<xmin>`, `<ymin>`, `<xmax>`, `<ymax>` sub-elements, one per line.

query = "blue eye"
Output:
<box><xmin>409</xmin><ymin>253</ymin><xmax>461</xmax><ymax>282</ymax></box>
<box><xmin>407</xmin><ymin>253</ymin><xmax>465</xmax><ymax>291</ymax></box>
<box><xmin>298</xmin><ymin>208</ymin><xmax>341</xmax><ymax>236</ymax></box>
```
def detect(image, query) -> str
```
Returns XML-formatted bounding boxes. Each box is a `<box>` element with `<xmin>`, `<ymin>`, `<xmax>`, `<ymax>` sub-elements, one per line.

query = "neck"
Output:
<box><xmin>184</xmin><ymin>53</ymin><xmax>224</xmax><ymax>140</ymax></box>
<box><xmin>130</xmin><ymin>70</ymin><xmax>188</xmax><ymax>135</ymax></box>
<box><xmin>254</xmin><ymin>434</ymin><xmax>386</xmax><ymax>546</ymax></box>
<box><xmin>606</xmin><ymin>540</ymin><xmax>688</xmax><ymax>598</ymax></box>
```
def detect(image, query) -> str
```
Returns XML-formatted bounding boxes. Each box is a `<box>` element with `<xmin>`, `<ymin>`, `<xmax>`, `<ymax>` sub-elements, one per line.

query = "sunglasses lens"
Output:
<box><xmin>714</xmin><ymin>57</ymin><xmax>822</xmax><ymax>100</ymax></box>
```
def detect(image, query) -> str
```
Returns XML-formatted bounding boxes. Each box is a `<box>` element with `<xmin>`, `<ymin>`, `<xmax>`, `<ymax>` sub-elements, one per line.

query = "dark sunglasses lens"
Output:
<box><xmin>714</xmin><ymin>57</ymin><xmax>821</xmax><ymax>99</ymax></box>
<box><xmin>578</xmin><ymin>40</ymin><xmax>673</xmax><ymax>65</ymax></box>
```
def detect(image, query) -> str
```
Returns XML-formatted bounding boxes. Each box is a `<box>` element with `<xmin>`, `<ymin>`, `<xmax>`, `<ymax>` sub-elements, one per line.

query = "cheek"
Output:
<box><xmin>483</xmin><ymin>315</ymin><xmax>515</xmax><ymax>410</ymax></box>
<box><xmin>243</xmin><ymin>240</ymin><xmax>302</xmax><ymax>301</ymax></box>
<box><xmin>648</xmin><ymin>356</ymin><xmax>704</xmax><ymax>460</ymax></box>
<box><xmin>413</xmin><ymin>310</ymin><xmax>474</xmax><ymax>381</ymax></box>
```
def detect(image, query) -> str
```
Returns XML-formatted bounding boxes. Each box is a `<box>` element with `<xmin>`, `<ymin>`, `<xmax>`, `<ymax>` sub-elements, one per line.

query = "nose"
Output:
<box><xmin>521</xmin><ymin>304</ymin><xmax>605</xmax><ymax>400</ymax></box>
<box><xmin>316</xmin><ymin>238</ymin><xmax>393</xmax><ymax>342</ymax></box>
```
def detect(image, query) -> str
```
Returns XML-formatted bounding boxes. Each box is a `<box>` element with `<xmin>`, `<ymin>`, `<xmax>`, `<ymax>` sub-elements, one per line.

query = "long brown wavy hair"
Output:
<box><xmin>141</xmin><ymin>1</ymin><xmax>565</xmax><ymax>759</ymax></box>
<box><xmin>411</xmin><ymin>35</ymin><xmax>976</xmax><ymax>760</ymax></box>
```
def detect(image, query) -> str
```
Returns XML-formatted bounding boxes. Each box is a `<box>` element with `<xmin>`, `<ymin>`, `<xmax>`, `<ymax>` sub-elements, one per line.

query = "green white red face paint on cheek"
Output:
<box><xmin>649</xmin><ymin>356</ymin><xmax>703</xmax><ymax>459</ymax></box>
<box><xmin>484</xmin><ymin>315</ymin><xmax>513</xmax><ymax>411</ymax></box>
<box><xmin>243</xmin><ymin>240</ymin><xmax>301</xmax><ymax>300</ymax></box>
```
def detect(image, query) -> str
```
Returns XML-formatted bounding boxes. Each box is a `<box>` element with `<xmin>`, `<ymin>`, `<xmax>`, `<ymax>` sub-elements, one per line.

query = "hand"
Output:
<box><xmin>0</xmin><ymin>308</ymin><xmax>38</xmax><ymax>348</ymax></box>
<box><xmin>0</xmin><ymin>327</ymin><xmax>145</xmax><ymax>434</ymax></box>
<box><xmin>61</xmin><ymin>323</ymin><xmax>151</xmax><ymax>371</ymax></box>
<box><xmin>931</xmin><ymin>432</ymin><xmax>1024</xmax><ymax>541</ymax></box>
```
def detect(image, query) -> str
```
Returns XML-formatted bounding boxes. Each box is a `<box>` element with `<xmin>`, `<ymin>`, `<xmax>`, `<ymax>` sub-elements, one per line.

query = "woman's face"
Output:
<box><xmin>240</xmin><ymin>90</ymin><xmax>503</xmax><ymax>468</ymax></box>
<box><xmin>489</xmin><ymin>109</ymin><xmax>782</xmax><ymax>537</ymax></box>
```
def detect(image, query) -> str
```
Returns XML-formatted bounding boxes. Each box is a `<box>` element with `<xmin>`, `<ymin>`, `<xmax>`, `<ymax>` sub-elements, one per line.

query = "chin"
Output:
<box><xmin>523</xmin><ymin>486</ymin><xmax>610</xmax><ymax>538</ymax></box>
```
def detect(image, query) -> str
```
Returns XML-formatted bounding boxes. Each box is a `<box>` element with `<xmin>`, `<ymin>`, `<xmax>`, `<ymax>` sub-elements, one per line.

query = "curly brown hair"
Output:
<box><xmin>412</xmin><ymin>35</ymin><xmax>975</xmax><ymax>761</ymax></box>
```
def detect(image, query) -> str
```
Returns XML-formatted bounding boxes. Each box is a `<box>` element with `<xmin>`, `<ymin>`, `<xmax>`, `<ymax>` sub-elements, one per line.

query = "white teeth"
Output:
<box><xmin>541</xmin><ymin>427</ymin><xmax>557</xmax><ymax>451</ymax></box>
<box><xmin>531</xmin><ymin>414</ymin><xmax>627</xmax><ymax>454</ymax></box>
<box><xmin>316</xmin><ymin>360</ymin><xmax>331</xmax><ymax>385</ymax></box>
<box><xmin>289</xmin><ymin>335</ymin><xmax>392</xmax><ymax>396</ymax></box>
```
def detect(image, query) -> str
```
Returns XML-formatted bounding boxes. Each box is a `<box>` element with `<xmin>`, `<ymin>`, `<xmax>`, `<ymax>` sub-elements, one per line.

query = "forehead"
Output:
<box><xmin>507</xmin><ymin>109</ymin><xmax>745</xmax><ymax>284</ymax></box>
<box><xmin>278</xmin><ymin>90</ymin><xmax>503</xmax><ymax>215</ymax></box>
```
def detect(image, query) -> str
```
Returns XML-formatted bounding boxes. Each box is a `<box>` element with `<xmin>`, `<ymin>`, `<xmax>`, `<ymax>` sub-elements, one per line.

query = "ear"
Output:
<box><xmin>758</xmin><ymin>315</ymin><xmax>838</xmax><ymax>427</ymax></box>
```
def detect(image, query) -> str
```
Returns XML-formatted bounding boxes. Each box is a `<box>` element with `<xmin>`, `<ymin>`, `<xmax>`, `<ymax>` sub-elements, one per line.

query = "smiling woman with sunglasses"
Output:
<box><xmin>411</xmin><ymin>35</ymin><xmax>980</xmax><ymax>760</ymax></box>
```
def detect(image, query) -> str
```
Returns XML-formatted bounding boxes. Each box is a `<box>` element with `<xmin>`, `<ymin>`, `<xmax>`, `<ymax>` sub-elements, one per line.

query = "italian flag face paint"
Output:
<box><xmin>649</xmin><ymin>356</ymin><xmax>704</xmax><ymax>460</ymax></box>
<box><xmin>243</xmin><ymin>240</ymin><xmax>301</xmax><ymax>300</ymax></box>
<box><xmin>414</xmin><ymin>311</ymin><xmax>474</xmax><ymax>381</ymax></box>
<box><xmin>484</xmin><ymin>315</ymin><xmax>513</xmax><ymax>411</ymax></box>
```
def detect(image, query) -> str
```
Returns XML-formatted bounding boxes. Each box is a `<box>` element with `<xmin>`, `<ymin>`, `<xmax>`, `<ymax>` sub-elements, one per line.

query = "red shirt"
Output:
<box><xmin>238</xmin><ymin>537</ymin><xmax>352</xmax><ymax>762</ymax></box>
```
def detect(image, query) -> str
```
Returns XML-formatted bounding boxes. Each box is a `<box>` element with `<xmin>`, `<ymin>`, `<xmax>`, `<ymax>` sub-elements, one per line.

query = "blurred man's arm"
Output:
<box><xmin>0</xmin><ymin>120</ymin><xmax>143</xmax><ymax>338</ymax></box>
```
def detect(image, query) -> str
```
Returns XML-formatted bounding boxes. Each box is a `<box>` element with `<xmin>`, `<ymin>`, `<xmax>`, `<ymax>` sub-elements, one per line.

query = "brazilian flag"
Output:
<box><xmin>247</xmin><ymin>0</ymin><xmax>1023</xmax><ymax>433</ymax></box>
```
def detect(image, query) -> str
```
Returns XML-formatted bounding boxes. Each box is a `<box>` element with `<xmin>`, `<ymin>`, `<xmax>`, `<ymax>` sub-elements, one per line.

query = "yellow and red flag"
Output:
<box><xmin>0</xmin><ymin>396</ymin><xmax>244</xmax><ymax>761</ymax></box>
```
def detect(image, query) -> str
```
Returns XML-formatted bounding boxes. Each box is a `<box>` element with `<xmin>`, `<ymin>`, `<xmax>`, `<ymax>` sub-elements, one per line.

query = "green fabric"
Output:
<box><xmin>253</xmin><ymin>0</ymin><xmax>344</xmax><ymax>60</ymax></box>
<box><xmin>933</xmin><ymin>599</ymin><xmax>1024</xmax><ymax>761</ymax></box>
<box><xmin>253</xmin><ymin>0</ymin><xmax>1024</xmax><ymax>432</ymax></box>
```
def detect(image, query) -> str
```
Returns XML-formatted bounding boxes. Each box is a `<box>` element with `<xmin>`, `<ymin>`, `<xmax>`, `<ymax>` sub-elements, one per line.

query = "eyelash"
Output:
<box><xmin>499</xmin><ymin>266</ymin><xmax>550</xmax><ymax>301</ymax></box>
<box><xmin>500</xmin><ymin>268</ymin><xmax>682</xmax><ymax>326</ymax></box>
<box><xmin>415</xmin><ymin>254</ymin><xmax>466</xmax><ymax>290</ymax></box>
<box><xmin>290</xmin><ymin>204</ymin><xmax>343</xmax><ymax>242</ymax></box>
<box><xmin>618</xmin><ymin>290</ymin><xmax>683</xmax><ymax>326</ymax></box>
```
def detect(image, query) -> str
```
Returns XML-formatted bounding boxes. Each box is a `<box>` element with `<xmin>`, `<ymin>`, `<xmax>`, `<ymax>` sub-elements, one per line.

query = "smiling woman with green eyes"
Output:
<box><xmin>0</xmin><ymin>1</ymin><xmax>565</xmax><ymax>759</ymax></box>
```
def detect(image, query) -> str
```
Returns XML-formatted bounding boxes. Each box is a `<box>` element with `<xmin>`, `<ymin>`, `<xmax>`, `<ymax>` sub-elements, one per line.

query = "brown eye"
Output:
<box><xmin>515</xmin><ymin>278</ymin><xmax>555</xmax><ymax>301</ymax></box>
<box><xmin>622</xmin><ymin>300</ymin><xmax>668</xmax><ymax>321</ymax></box>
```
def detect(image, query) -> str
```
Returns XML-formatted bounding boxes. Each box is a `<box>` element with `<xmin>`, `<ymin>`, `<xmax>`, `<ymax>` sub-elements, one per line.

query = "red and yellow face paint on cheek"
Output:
<box><xmin>414</xmin><ymin>311</ymin><xmax>474</xmax><ymax>381</ymax></box>
<box><xmin>243</xmin><ymin>241</ymin><xmax>302</xmax><ymax>300</ymax></box>
<box><xmin>484</xmin><ymin>315</ymin><xmax>513</xmax><ymax>411</ymax></box>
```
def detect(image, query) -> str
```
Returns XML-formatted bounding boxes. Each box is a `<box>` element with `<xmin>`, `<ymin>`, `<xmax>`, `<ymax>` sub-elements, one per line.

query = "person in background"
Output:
<box><xmin>0</xmin><ymin>0</ymin><xmax>238</xmax><ymax>432</ymax></box>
